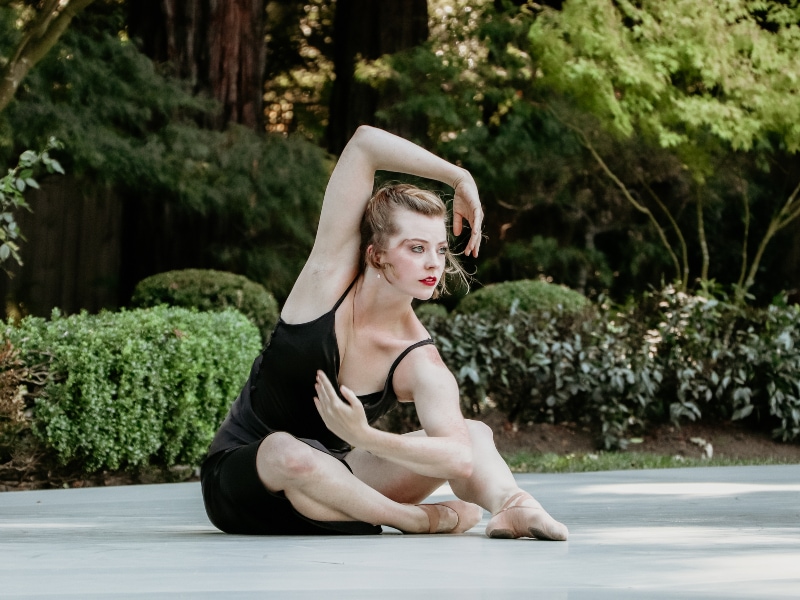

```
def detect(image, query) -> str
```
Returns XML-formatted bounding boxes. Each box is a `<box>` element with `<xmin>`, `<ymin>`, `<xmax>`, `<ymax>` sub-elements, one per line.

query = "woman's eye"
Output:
<box><xmin>412</xmin><ymin>246</ymin><xmax>424</xmax><ymax>253</ymax></box>
<box><xmin>438</xmin><ymin>247</ymin><xmax>448</xmax><ymax>255</ymax></box>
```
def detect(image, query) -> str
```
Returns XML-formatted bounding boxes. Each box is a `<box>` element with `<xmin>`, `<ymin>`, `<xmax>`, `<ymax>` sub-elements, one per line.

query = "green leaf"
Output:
<box><xmin>731</xmin><ymin>404</ymin><xmax>754</xmax><ymax>421</ymax></box>
<box><xmin>47</xmin><ymin>159</ymin><xmax>66</xmax><ymax>175</ymax></box>
<box><xmin>0</xmin><ymin>244</ymin><xmax>10</xmax><ymax>261</ymax></box>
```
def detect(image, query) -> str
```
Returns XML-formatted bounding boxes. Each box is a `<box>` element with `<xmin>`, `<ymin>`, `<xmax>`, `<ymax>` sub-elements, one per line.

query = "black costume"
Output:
<box><xmin>201</xmin><ymin>279</ymin><xmax>433</xmax><ymax>535</ymax></box>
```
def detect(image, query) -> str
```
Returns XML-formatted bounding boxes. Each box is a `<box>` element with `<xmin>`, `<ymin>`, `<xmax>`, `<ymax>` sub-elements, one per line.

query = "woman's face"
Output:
<box><xmin>376</xmin><ymin>208</ymin><xmax>448</xmax><ymax>300</ymax></box>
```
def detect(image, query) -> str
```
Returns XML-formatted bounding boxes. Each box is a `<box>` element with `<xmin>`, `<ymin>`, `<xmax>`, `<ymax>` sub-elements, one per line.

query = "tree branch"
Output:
<box><xmin>8</xmin><ymin>0</ymin><xmax>62</xmax><ymax>65</ymax></box>
<box><xmin>743</xmin><ymin>179</ymin><xmax>800</xmax><ymax>296</ymax></box>
<box><xmin>552</xmin><ymin>111</ymin><xmax>685</xmax><ymax>288</ymax></box>
<box><xmin>736</xmin><ymin>181</ymin><xmax>750</xmax><ymax>293</ymax></box>
<box><xmin>696</xmin><ymin>188</ymin><xmax>709</xmax><ymax>282</ymax></box>
<box><xmin>642</xmin><ymin>179</ymin><xmax>689</xmax><ymax>288</ymax></box>
<box><xmin>775</xmin><ymin>179</ymin><xmax>800</xmax><ymax>230</ymax></box>
<box><xmin>0</xmin><ymin>0</ymin><xmax>97</xmax><ymax>113</ymax></box>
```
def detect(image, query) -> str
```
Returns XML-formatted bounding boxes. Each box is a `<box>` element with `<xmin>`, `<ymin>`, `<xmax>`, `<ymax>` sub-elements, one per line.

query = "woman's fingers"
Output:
<box><xmin>314</xmin><ymin>371</ymin><xmax>368</xmax><ymax>445</ymax></box>
<box><xmin>465</xmin><ymin>205</ymin><xmax>484</xmax><ymax>257</ymax></box>
<box><xmin>453</xmin><ymin>211</ymin><xmax>464</xmax><ymax>237</ymax></box>
<box><xmin>316</xmin><ymin>370</ymin><xmax>345</xmax><ymax>405</ymax></box>
<box><xmin>453</xmin><ymin>177</ymin><xmax>483</xmax><ymax>257</ymax></box>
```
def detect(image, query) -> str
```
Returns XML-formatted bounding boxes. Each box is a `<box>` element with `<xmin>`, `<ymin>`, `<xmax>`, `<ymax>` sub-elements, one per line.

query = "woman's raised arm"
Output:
<box><xmin>315</xmin><ymin>126</ymin><xmax>482</xmax><ymax>264</ymax></box>
<box><xmin>283</xmin><ymin>126</ymin><xmax>483</xmax><ymax>319</ymax></box>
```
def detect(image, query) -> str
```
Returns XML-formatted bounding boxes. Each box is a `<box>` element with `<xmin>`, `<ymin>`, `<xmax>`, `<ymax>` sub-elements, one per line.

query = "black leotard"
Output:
<box><xmin>207</xmin><ymin>279</ymin><xmax>434</xmax><ymax>458</ymax></box>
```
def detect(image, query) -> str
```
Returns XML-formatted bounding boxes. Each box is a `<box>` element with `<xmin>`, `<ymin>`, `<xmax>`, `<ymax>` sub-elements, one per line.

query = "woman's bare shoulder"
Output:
<box><xmin>391</xmin><ymin>342</ymin><xmax>456</xmax><ymax>402</ymax></box>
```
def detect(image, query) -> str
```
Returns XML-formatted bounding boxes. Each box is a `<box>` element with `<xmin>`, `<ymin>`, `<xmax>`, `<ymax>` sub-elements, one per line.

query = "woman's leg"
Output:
<box><xmin>255</xmin><ymin>432</ymin><xmax>475</xmax><ymax>533</ymax></box>
<box><xmin>347</xmin><ymin>420</ymin><xmax>568</xmax><ymax>540</ymax></box>
<box><xmin>453</xmin><ymin>421</ymin><xmax>568</xmax><ymax>540</ymax></box>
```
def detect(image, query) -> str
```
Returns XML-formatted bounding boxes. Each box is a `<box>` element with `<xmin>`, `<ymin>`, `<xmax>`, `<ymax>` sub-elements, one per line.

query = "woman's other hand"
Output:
<box><xmin>452</xmin><ymin>171</ymin><xmax>483</xmax><ymax>257</ymax></box>
<box><xmin>314</xmin><ymin>370</ymin><xmax>371</xmax><ymax>447</ymax></box>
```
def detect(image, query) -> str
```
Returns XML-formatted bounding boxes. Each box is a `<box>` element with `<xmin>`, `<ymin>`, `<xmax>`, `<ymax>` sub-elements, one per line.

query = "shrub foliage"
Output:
<box><xmin>4</xmin><ymin>307</ymin><xmax>260</xmax><ymax>471</ymax></box>
<box><xmin>455</xmin><ymin>279</ymin><xmax>590</xmax><ymax>319</ymax></box>
<box><xmin>419</xmin><ymin>286</ymin><xmax>800</xmax><ymax>449</ymax></box>
<box><xmin>3</xmin><ymin>285</ymin><xmax>797</xmax><ymax>473</ymax></box>
<box><xmin>131</xmin><ymin>269</ymin><xmax>279</xmax><ymax>344</ymax></box>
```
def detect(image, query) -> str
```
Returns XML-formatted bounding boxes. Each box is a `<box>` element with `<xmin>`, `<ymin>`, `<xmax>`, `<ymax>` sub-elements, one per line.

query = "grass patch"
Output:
<box><xmin>502</xmin><ymin>451</ymin><xmax>800</xmax><ymax>473</ymax></box>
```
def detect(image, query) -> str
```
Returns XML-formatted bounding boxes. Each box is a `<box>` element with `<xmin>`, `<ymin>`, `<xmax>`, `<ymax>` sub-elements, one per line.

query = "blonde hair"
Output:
<box><xmin>359</xmin><ymin>183</ymin><xmax>470</xmax><ymax>298</ymax></box>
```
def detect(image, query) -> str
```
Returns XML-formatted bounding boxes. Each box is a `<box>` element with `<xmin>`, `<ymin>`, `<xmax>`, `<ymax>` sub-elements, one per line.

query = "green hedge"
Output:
<box><xmin>414</xmin><ymin>302</ymin><xmax>449</xmax><ymax>319</ymax></box>
<box><xmin>455</xmin><ymin>279</ymin><xmax>590</xmax><ymax>318</ymax></box>
<box><xmin>4</xmin><ymin>306</ymin><xmax>260</xmax><ymax>471</ymax></box>
<box><xmin>131</xmin><ymin>269</ymin><xmax>279</xmax><ymax>343</ymax></box>
<box><xmin>418</xmin><ymin>286</ymin><xmax>800</xmax><ymax>449</ymax></box>
<box><xmin>640</xmin><ymin>288</ymin><xmax>800</xmax><ymax>442</ymax></box>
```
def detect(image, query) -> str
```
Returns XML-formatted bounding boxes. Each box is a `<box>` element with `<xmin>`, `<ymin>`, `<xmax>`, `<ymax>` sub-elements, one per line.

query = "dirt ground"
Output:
<box><xmin>2</xmin><ymin>414</ymin><xmax>800</xmax><ymax>492</ymax></box>
<box><xmin>483</xmin><ymin>410</ymin><xmax>800</xmax><ymax>462</ymax></box>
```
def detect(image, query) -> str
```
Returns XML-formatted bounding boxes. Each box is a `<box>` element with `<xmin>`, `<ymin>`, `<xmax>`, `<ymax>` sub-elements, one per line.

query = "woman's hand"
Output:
<box><xmin>452</xmin><ymin>171</ymin><xmax>483</xmax><ymax>257</ymax></box>
<box><xmin>314</xmin><ymin>370</ymin><xmax>371</xmax><ymax>447</ymax></box>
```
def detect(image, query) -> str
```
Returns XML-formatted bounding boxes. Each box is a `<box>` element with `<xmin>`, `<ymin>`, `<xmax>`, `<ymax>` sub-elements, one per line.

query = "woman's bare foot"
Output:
<box><xmin>413</xmin><ymin>500</ymin><xmax>483</xmax><ymax>534</ymax></box>
<box><xmin>485</xmin><ymin>491</ymin><xmax>568</xmax><ymax>541</ymax></box>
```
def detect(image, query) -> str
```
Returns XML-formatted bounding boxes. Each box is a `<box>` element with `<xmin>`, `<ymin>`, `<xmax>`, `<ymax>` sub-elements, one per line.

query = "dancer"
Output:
<box><xmin>201</xmin><ymin>125</ymin><xmax>568</xmax><ymax>539</ymax></box>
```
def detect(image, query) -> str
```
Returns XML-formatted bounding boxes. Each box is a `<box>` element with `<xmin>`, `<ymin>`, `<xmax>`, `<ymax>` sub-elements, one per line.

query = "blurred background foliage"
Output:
<box><xmin>2</xmin><ymin>0</ymin><xmax>800</xmax><ymax>473</ymax></box>
<box><xmin>0</xmin><ymin>0</ymin><xmax>799</xmax><ymax>312</ymax></box>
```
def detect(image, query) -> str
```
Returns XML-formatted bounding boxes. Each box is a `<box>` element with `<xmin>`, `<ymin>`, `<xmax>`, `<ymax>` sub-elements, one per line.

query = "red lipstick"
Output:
<box><xmin>420</xmin><ymin>277</ymin><xmax>437</xmax><ymax>286</ymax></box>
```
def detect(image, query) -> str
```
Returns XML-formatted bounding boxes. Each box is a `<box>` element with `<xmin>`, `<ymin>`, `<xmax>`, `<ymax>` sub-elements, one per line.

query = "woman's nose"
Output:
<box><xmin>427</xmin><ymin>253</ymin><xmax>443</xmax><ymax>268</ymax></box>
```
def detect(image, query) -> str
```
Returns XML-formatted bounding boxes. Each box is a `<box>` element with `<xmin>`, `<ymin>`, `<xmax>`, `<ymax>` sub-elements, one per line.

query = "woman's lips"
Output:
<box><xmin>420</xmin><ymin>277</ymin><xmax>437</xmax><ymax>286</ymax></box>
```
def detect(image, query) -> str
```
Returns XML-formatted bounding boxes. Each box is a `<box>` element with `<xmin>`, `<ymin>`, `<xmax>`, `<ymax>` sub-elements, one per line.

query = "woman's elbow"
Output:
<box><xmin>351</xmin><ymin>124</ymin><xmax>378</xmax><ymax>146</ymax></box>
<box><xmin>354</xmin><ymin>124</ymin><xmax>377</xmax><ymax>136</ymax></box>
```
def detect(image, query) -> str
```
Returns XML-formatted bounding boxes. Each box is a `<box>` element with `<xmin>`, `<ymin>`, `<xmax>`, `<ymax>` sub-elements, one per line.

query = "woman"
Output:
<box><xmin>201</xmin><ymin>126</ymin><xmax>568</xmax><ymax>540</ymax></box>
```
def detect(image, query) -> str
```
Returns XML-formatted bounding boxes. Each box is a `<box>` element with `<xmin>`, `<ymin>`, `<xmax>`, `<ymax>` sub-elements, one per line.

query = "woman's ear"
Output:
<box><xmin>366</xmin><ymin>244</ymin><xmax>382</xmax><ymax>269</ymax></box>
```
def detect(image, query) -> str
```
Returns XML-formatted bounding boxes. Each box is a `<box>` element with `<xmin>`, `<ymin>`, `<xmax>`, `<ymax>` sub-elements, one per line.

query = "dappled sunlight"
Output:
<box><xmin>571</xmin><ymin>527</ymin><xmax>800</xmax><ymax>594</ymax></box>
<box><xmin>578</xmin><ymin>526</ymin><xmax>800</xmax><ymax>548</ymax></box>
<box><xmin>577</xmin><ymin>482</ymin><xmax>800</xmax><ymax>497</ymax></box>
<box><xmin>670</xmin><ymin>552</ymin><xmax>800</xmax><ymax>586</ymax></box>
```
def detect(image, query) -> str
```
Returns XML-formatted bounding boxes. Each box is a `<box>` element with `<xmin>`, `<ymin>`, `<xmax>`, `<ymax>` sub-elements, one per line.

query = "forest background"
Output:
<box><xmin>1</xmin><ymin>0</ymin><xmax>800</xmax><ymax>315</ymax></box>
<box><xmin>2</xmin><ymin>1</ymin><xmax>800</xmax><ymax>486</ymax></box>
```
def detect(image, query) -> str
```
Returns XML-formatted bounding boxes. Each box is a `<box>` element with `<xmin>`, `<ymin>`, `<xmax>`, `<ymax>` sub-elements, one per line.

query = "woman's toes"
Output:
<box><xmin>485</xmin><ymin>491</ymin><xmax>568</xmax><ymax>541</ymax></box>
<box><xmin>526</xmin><ymin>511</ymin><xmax>569</xmax><ymax>541</ymax></box>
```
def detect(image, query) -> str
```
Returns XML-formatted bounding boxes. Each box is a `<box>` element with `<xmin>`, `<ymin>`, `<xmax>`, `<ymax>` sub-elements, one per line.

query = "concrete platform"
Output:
<box><xmin>1</xmin><ymin>465</ymin><xmax>799</xmax><ymax>599</ymax></box>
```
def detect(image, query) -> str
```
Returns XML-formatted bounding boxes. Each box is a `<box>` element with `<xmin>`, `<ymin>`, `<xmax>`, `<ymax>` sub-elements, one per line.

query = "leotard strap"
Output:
<box><xmin>386</xmin><ymin>338</ymin><xmax>435</xmax><ymax>380</ymax></box>
<box><xmin>332</xmin><ymin>277</ymin><xmax>359</xmax><ymax>313</ymax></box>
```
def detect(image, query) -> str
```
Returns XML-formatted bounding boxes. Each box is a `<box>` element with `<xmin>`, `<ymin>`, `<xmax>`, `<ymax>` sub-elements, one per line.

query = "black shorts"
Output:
<box><xmin>200</xmin><ymin>435</ymin><xmax>382</xmax><ymax>536</ymax></box>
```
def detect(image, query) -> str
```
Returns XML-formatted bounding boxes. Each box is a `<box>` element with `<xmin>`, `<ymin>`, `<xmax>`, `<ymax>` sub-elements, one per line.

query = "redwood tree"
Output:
<box><xmin>327</xmin><ymin>0</ymin><xmax>429</xmax><ymax>154</ymax></box>
<box><xmin>128</xmin><ymin>0</ymin><xmax>266</xmax><ymax>131</ymax></box>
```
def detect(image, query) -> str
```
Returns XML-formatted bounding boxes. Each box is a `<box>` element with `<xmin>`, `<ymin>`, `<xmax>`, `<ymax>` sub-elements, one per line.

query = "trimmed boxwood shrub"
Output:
<box><xmin>131</xmin><ymin>269</ymin><xmax>279</xmax><ymax>343</ymax></box>
<box><xmin>414</xmin><ymin>302</ymin><xmax>449</xmax><ymax>319</ymax></box>
<box><xmin>4</xmin><ymin>306</ymin><xmax>261</xmax><ymax>471</ymax></box>
<box><xmin>454</xmin><ymin>279</ymin><xmax>590</xmax><ymax>318</ymax></box>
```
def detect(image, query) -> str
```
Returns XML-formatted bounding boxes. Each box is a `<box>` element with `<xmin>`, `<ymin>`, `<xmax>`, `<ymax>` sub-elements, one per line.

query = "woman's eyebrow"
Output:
<box><xmin>403</xmin><ymin>238</ymin><xmax>448</xmax><ymax>244</ymax></box>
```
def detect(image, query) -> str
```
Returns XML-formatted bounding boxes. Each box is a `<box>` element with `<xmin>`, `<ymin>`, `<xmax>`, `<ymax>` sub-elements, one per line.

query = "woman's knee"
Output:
<box><xmin>465</xmin><ymin>419</ymin><xmax>494</xmax><ymax>443</ymax></box>
<box><xmin>257</xmin><ymin>433</ymin><xmax>321</xmax><ymax>485</ymax></box>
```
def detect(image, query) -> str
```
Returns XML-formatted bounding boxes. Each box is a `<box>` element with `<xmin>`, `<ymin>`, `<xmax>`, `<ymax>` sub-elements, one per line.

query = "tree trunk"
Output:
<box><xmin>128</xmin><ymin>0</ymin><xmax>265</xmax><ymax>131</ymax></box>
<box><xmin>327</xmin><ymin>0</ymin><xmax>429</xmax><ymax>154</ymax></box>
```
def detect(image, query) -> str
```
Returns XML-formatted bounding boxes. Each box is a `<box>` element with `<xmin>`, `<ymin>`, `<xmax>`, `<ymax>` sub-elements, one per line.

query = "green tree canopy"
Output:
<box><xmin>528</xmin><ymin>0</ymin><xmax>800</xmax><ymax>298</ymax></box>
<box><xmin>530</xmin><ymin>0</ymin><xmax>800</xmax><ymax>152</ymax></box>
